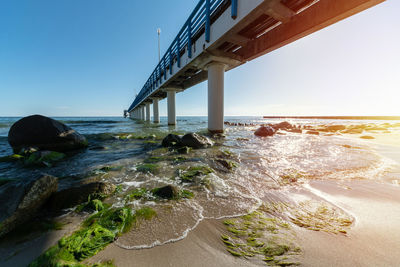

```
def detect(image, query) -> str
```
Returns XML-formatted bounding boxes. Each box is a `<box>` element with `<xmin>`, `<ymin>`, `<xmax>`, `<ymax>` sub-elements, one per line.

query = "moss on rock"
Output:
<box><xmin>136</xmin><ymin>163</ymin><xmax>160</xmax><ymax>174</ymax></box>
<box><xmin>178</xmin><ymin>165</ymin><xmax>214</xmax><ymax>183</ymax></box>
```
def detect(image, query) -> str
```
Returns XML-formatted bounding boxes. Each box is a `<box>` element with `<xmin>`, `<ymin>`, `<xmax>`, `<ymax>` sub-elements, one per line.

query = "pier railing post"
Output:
<box><xmin>207</xmin><ymin>62</ymin><xmax>227</xmax><ymax>133</ymax></box>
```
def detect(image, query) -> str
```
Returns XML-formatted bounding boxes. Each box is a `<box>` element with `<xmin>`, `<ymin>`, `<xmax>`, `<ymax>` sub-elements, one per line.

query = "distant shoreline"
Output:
<box><xmin>263</xmin><ymin>116</ymin><xmax>400</xmax><ymax>120</ymax></box>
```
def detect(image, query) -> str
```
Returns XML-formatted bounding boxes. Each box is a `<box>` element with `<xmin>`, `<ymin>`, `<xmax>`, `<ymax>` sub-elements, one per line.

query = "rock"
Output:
<box><xmin>0</xmin><ymin>175</ymin><xmax>58</xmax><ymax>237</ymax></box>
<box><xmin>254</xmin><ymin>126</ymin><xmax>275</xmax><ymax>137</ymax></box>
<box><xmin>342</xmin><ymin>128</ymin><xmax>363</xmax><ymax>134</ymax></box>
<box><xmin>152</xmin><ymin>185</ymin><xmax>179</xmax><ymax>199</ymax></box>
<box><xmin>8</xmin><ymin>115</ymin><xmax>88</xmax><ymax>153</ymax></box>
<box><xmin>177</xmin><ymin>146</ymin><xmax>192</xmax><ymax>154</ymax></box>
<box><xmin>216</xmin><ymin>159</ymin><xmax>238</xmax><ymax>170</ymax></box>
<box><xmin>360</xmin><ymin>135</ymin><xmax>375</xmax><ymax>140</ymax></box>
<box><xmin>161</xmin><ymin>134</ymin><xmax>182</xmax><ymax>147</ymax></box>
<box><xmin>286</xmin><ymin>128</ymin><xmax>302</xmax><ymax>134</ymax></box>
<box><xmin>273</xmin><ymin>121</ymin><xmax>292</xmax><ymax>130</ymax></box>
<box><xmin>306</xmin><ymin>130</ymin><xmax>319</xmax><ymax>135</ymax></box>
<box><xmin>47</xmin><ymin>182</ymin><xmax>116</xmax><ymax>211</ymax></box>
<box><xmin>326</xmin><ymin>125</ymin><xmax>346</xmax><ymax>132</ymax></box>
<box><xmin>181</xmin><ymin>133</ymin><xmax>214</xmax><ymax>149</ymax></box>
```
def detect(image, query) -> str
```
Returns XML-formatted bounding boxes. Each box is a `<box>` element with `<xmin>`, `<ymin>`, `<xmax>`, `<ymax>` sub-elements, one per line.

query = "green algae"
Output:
<box><xmin>125</xmin><ymin>188</ymin><xmax>149</xmax><ymax>201</ymax></box>
<box><xmin>24</xmin><ymin>151</ymin><xmax>66</xmax><ymax>167</ymax></box>
<box><xmin>220</xmin><ymin>208</ymin><xmax>301</xmax><ymax>266</ymax></box>
<box><xmin>126</xmin><ymin>187</ymin><xmax>194</xmax><ymax>201</ymax></box>
<box><xmin>177</xmin><ymin>165</ymin><xmax>214</xmax><ymax>183</ymax></box>
<box><xmin>144</xmin><ymin>156</ymin><xmax>168</xmax><ymax>163</ymax></box>
<box><xmin>30</xmin><ymin>205</ymin><xmax>155</xmax><ymax>267</ymax></box>
<box><xmin>134</xmin><ymin>206</ymin><xmax>156</xmax><ymax>221</ymax></box>
<box><xmin>136</xmin><ymin>163</ymin><xmax>160</xmax><ymax>174</ymax></box>
<box><xmin>0</xmin><ymin>154</ymin><xmax>24</xmax><ymax>163</ymax></box>
<box><xmin>178</xmin><ymin>189</ymin><xmax>194</xmax><ymax>199</ymax></box>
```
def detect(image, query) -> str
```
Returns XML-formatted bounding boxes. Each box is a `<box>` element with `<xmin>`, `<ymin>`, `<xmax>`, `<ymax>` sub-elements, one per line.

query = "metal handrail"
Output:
<box><xmin>128</xmin><ymin>0</ymin><xmax>237</xmax><ymax>112</ymax></box>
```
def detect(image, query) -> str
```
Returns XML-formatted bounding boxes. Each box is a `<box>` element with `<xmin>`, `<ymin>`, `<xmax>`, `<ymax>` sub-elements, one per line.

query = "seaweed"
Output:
<box><xmin>178</xmin><ymin>166</ymin><xmax>214</xmax><ymax>183</ymax></box>
<box><xmin>136</xmin><ymin>163</ymin><xmax>160</xmax><ymax>174</ymax></box>
<box><xmin>29</xmin><ymin>206</ymin><xmax>155</xmax><ymax>266</ymax></box>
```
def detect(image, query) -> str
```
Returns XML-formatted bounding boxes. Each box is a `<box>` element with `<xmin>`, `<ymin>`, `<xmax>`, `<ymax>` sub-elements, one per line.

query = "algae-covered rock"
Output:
<box><xmin>178</xmin><ymin>166</ymin><xmax>214</xmax><ymax>183</ymax></box>
<box><xmin>47</xmin><ymin>182</ymin><xmax>116</xmax><ymax>211</ymax></box>
<box><xmin>216</xmin><ymin>159</ymin><xmax>238</xmax><ymax>170</ymax></box>
<box><xmin>151</xmin><ymin>185</ymin><xmax>179</xmax><ymax>199</ymax></box>
<box><xmin>177</xmin><ymin>146</ymin><xmax>192</xmax><ymax>154</ymax></box>
<box><xmin>162</xmin><ymin>134</ymin><xmax>182</xmax><ymax>147</ymax></box>
<box><xmin>0</xmin><ymin>175</ymin><xmax>58</xmax><ymax>237</ymax></box>
<box><xmin>181</xmin><ymin>133</ymin><xmax>214</xmax><ymax>149</ymax></box>
<box><xmin>24</xmin><ymin>150</ymin><xmax>66</xmax><ymax>167</ymax></box>
<box><xmin>136</xmin><ymin>163</ymin><xmax>160</xmax><ymax>174</ymax></box>
<box><xmin>8</xmin><ymin>114</ymin><xmax>88</xmax><ymax>153</ymax></box>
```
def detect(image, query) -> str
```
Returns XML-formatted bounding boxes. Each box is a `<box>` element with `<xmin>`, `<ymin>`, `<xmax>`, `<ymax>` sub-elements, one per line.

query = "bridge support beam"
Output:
<box><xmin>207</xmin><ymin>62</ymin><xmax>226</xmax><ymax>133</ymax></box>
<box><xmin>140</xmin><ymin>106</ymin><xmax>145</xmax><ymax>120</ymax></box>
<box><xmin>145</xmin><ymin>103</ymin><xmax>151</xmax><ymax>122</ymax></box>
<box><xmin>167</xmin><ymin>89</ymin><xmax>177</xmax><ymax>125</ymax></box>
<box><xmin>152</xmin><ymin>98</ymin><xmax>160</xmax><ymax>123</ymax></box>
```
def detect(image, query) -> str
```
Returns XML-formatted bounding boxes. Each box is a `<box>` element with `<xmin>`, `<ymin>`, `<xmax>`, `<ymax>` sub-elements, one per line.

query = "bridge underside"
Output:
<box><xmin>128</xmin><ymin>0</ymin><xmax>384</xmax><ymax>132</ymax></box>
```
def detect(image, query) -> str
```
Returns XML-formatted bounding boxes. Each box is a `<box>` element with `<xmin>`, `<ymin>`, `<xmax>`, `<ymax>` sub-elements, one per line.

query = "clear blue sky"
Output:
<box><xmin>1</xmin><ymin>0</ymin><xmax>399</xmax><ymax>117</ymax></box>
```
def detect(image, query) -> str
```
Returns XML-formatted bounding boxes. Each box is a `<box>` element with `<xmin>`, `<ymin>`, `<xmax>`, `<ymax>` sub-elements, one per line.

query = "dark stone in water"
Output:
<box><xmin>254</xmin><ymin>126</ymin><xmax>275</xmax><ymax>137</ymax></box>
<box><xmin>273</xmin><ymin>121</ymin><xmax>293</xmax><ymax>130</ymax></box>
<box><xmin>8</xmin><ymin>115</ymin><xmax>88</xmax><ymax>153</ymax></box>
<box><xmin>181</xmin><ymin>133</ymin><xmax>214</xmax><ymax>149</ymax></box>
<box><xmin>286</xmin><ymin>128</ymin><xmax>302</xmax><ymax>134</ymax></box>
<box><xmin>177</xmin><ymin>146</ymin><xmax>191</xmax><ymax>154</ymax></box>
<box><xmin>325</xmin><ymin>125</ymin><xmax>346</xmax><ymax>131</ymax></box>
<box><xmin>162</xmin><ymin>134</ymin><xmax>182</xmax><ymax>147</ymax></box>
<box><xmin>152</xmin><ymin>185</ymin><xmax>179</xmax><ymax>199</ymax></box>
<box><xmin>0</xmin><ymin>175</ymin><xmax>58</xmax><ymax>237</ymax></box>
<box><xmin>47</xmin><ymin>182</ymin><xmax>116</xmax><ymax>211</ymax></box>
<box><xmin>306</xmin><ymin>130</ymin><xmax>320</xmax><ymax>135</ymax></box>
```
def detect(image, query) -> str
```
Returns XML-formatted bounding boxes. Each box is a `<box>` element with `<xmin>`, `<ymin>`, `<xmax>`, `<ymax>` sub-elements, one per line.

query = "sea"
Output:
<box><xmin>1</xmin><ymin>116</ymin><xmax>400</xmax><ymax>249</ymax></box>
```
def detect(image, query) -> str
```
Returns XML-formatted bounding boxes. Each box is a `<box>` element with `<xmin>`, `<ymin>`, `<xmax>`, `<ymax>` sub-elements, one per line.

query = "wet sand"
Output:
<box><xmin>84</xmin><ymin>179</ymin><xmax>400</xmax><ymax>267</ymax></box>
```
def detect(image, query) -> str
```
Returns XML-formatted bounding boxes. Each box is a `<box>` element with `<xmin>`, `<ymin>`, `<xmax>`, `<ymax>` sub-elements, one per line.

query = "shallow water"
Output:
<box><xmin>1</xmin><ymin>116</ymin><xmax>400</xmax><ymax>249</ymax></box>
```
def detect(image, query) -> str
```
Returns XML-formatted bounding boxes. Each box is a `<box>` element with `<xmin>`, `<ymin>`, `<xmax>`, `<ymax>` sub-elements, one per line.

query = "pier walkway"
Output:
<box><xmin>126</xmin><ymin>0</ymin><xmax>384</xmax><ymax>133</ymax></box>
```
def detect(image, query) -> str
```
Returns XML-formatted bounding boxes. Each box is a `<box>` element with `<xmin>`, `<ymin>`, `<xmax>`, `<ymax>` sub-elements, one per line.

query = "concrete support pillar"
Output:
<box><xmin>145</xmin><ymin>103</ymin><xmax>151</xmax><ymax>122</ymax></box>
<box><xmin>167</xmin><ymin>90</ymin><xmax>176</xmax><ymax>125</ymax></box>
<box><xmin>141</xmin><ymin>106</ymin><xmax>145</xmax><ymax>120</ymax></box>
<box><xmin>207</xmin><ymin>62</ymin><xmax>226</xmax><ymax>133</ymax></box>
<box><xmin>152</xmin><ymin>98</ymin><xmax>160</xmax><ymax>123</ymax></box>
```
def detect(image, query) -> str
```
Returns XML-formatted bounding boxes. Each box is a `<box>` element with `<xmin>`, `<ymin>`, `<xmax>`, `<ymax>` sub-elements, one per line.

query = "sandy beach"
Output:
<box><xmin>84</xmin><ymin>179</ymin><xmax>400</xmax><ymax>267</ymax></box>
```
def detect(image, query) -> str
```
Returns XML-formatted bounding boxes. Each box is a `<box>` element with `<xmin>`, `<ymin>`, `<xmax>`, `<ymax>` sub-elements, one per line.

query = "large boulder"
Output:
<box><xmin>161</xmin><ymin>134</ymin><xmax>182</xmax><ymax>147</ymax></box>
<box><xmin>47</xmin><ymin>182</ymin><xmax>116</xmax><ymax>211</ymax></box>
<box><xmin>8</xmin><ymin>115</ymin><xmax>88</xmax><ymax>153</ymax></box>
<box><xmin>0</xmin><ymin>175</ymin><xmax>58</xmax><ymax>237</ymax></box>
<box><xmin>254</xmin><ymin>126</ymin><xmax>275</xmax><ymax>137</ymax></box>
<box><xmin>181</xmin><ymin>133</ymin><xmax>214</xmax><ymax>149</ymax></box>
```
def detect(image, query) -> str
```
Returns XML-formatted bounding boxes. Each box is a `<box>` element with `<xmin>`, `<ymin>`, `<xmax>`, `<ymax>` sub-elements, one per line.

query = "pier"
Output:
<box><xmin>127</xmin><ymin>0</ymin><xmax>384</xmax><ymax>133</ymax></box>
